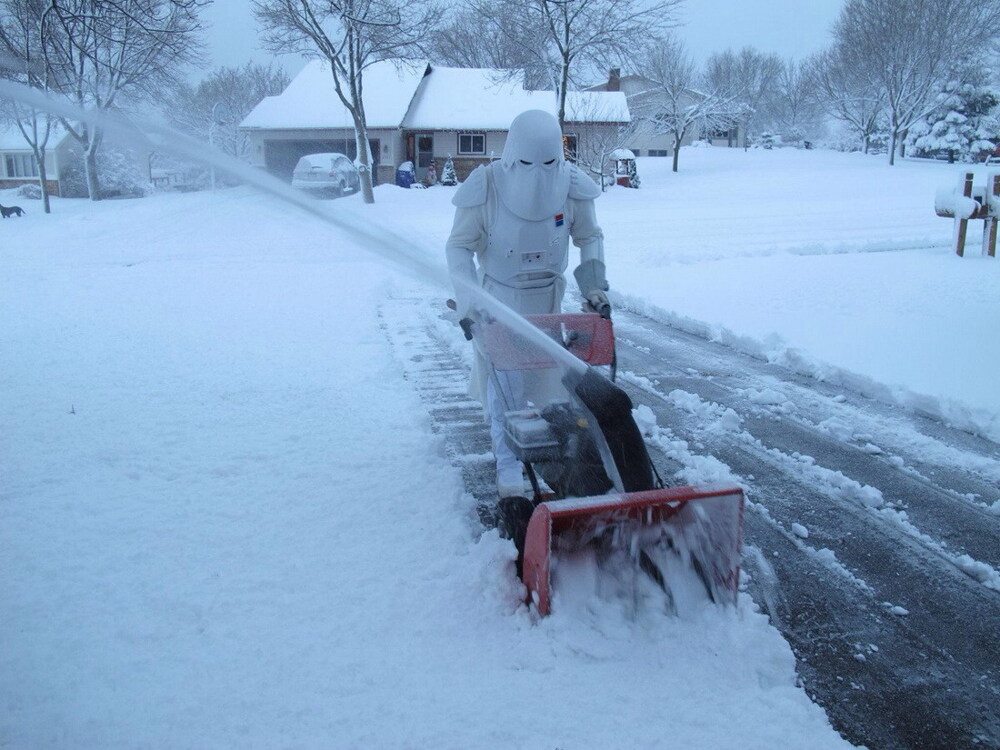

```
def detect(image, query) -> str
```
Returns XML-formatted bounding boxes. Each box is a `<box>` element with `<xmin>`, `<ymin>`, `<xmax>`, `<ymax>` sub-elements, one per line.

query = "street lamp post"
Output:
<box><xmin>209</xmin><ymin>102</ymin><xmax>230</xmax><ymax>191</ymax></box>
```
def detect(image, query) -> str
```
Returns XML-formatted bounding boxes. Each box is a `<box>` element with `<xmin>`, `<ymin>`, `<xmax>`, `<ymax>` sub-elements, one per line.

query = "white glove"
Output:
<box><xmin>583</xmin><ymin>289</ymin><xmax>611</xmax><ymax>318</ymax></box>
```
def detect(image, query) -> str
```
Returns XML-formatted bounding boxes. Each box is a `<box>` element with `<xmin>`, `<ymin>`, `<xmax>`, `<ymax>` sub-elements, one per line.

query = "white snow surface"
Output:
<box><xmin>4</xmin><ymin>145</ymin><xmax>995</xmax><ymax>748</ymax></box>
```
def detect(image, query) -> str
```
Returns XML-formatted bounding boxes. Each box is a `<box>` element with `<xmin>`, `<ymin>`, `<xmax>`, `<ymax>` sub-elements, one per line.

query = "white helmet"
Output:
<box><xmin>493</xmin><ymin>109</ymin><xmax>571</xmax><ymax>221</ymax></box>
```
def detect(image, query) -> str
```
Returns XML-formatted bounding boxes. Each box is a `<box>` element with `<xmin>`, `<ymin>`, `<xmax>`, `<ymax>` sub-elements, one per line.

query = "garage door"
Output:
<box><xmin>264</xmin><ymin>139</ymin><xmax>356</xmax><ymax>182</ymax></box>
<box><xmin>264</xmin><ymin>139</ymin><xmax>381</xmax><ymax>183</ymax></box>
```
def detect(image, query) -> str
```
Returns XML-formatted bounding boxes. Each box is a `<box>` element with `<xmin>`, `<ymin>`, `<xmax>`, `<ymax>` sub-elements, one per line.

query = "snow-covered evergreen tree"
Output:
<box><xmin>911</xmin><ymin>80</ymin><xmax>1000</xmax><ymax>162</ymax></box>
<box><xmin>440</xmin><ymin>155</ymin><xmax>458</xmax><ymax>186</ymax></box>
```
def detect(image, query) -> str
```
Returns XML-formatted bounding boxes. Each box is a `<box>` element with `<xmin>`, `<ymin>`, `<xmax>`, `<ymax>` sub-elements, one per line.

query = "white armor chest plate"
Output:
<box><xmin>482</xmin><ymin>188</ymin><xmax>571</xmax><ymax>289</ymax></box>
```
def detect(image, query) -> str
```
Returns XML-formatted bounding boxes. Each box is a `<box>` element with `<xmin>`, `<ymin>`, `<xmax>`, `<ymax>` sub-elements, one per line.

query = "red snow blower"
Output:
<box><xmin>474</xmin><ymin>310</ymin><xmax>745</xmax><ymax>616</ymax></box>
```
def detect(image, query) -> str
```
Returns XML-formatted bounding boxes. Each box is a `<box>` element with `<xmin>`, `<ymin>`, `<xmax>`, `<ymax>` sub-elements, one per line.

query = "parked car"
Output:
<box><xmin>291</xmin><ymin>152</ymin><xmax>360</xmax><ymax>196</ymax></box>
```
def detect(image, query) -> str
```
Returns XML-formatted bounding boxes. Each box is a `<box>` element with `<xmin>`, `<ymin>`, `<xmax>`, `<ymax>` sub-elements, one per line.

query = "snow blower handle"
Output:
<box><xmin>446</xmin><ymin>298</ymin><xmax>475</xmax><ymax>340</ymax></box>
<box><xmin>584</xmin><ymin>290</ymin><xmax>611</xmax><ymax>320</ymax></box>
<box><xmin>574</xmin><ymin>260</ymin><xmax>611</xmax><ymax>319</ymax></box>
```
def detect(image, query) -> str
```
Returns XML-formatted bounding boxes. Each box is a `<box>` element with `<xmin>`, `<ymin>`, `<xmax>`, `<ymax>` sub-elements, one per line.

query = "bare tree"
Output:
<box><xmin>767</xmin><ymin>57</ymin><xmax>825</xmax><ymax>143</ymax></box>
<box><xmin>704</xmin><ymin>46</ymin><xmax>783</xmax><ymax>148</ymax></box>
<box><xmin>632</xmin><ymin>36</ymin><xmax>735</xmax><ymax>172</ymax></box>
<box><xmin>254</xmin><ymin>0</ymin><xmax>445</xmax><ymax>204</ymax></box>
<box><xmin>39</xmin><ymin>0</ymin><xmax>206</xmax><ymax>199</ymax></box>
<box><xmin>807</xmin><ymin>48</ymin><xmax>885</xmax><ymax>153</ymax></box>
<box><xmin>561</xmin><ymin>92</ymin><xmax>632</xmax><ymax>187</ymax></box>
<box><xmin>427</xmin><ymin>1</ymin><xmax>547</xmax><ymax>86</ymax></box>
<box><xmin>834</xmin><ymin>0</ymin><xmax>1000</xmax><ymax>164</ymax></box>
<box><xmin>167</xmin><ymin>61</ymin><xmax>289</xmax><ymax>165</ymax></box>
<box><xmin>478</xmin><ymin>0</ymin><xmax>682</xmax><ymax>129</ymax></box>
<box><xmin>572</xmin><ymin>129</ymin><xmax>628</xmax><ymax>189</ymax></box>
<box><xmin>0</xmin><ymin>0</ymin><xmax>56</xmax><ymax>212</ymax></box>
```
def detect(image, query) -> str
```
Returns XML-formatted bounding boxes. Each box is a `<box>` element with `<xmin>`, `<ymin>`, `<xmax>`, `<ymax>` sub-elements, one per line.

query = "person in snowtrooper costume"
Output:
<box><xmin>446</xmin><ymin>109</ymin><xmax>610</xmax><ymax>499</ymax></box>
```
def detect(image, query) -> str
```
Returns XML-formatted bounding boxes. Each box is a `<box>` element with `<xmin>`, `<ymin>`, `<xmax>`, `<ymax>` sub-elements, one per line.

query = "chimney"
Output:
<box><xmin>608</xmin><ymin>68</ymin><xmax>620</xmax><ymax>92</ymax></box>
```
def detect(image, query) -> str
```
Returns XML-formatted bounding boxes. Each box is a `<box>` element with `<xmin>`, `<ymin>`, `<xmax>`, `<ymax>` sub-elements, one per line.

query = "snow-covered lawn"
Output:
<box><xmin>603</xmin><ymin>149</ymin><xmax>999</xmax><ymax>441</ymax></box>
<box><xmin>2</xmin><ymin>145</ymin><xmax>992</xmax><ymax>748</ymax></box>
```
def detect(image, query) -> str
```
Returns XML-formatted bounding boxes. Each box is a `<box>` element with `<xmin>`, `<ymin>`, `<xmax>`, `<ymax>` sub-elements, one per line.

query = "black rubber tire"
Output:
<box><xmin>496</xmin><ymin>495</ymin><xmax>534</xmax><ymax>578</ymax></box>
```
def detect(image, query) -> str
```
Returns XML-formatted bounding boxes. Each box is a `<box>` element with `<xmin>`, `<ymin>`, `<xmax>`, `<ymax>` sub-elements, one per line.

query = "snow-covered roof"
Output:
<box><xmin>402</xmin><ymin>66</ymin><xmax>629</xmax><ymax>128</ymax></box>
<box><xmin>240</xmin><ymin>59</ymin><xmax>430</xmax><ymax>130</ymax></box>
<box><xmin>0</xmin><ymin>121</ymin><xmax>69</xmax><ymax>150</ymax></box>
<box><xmin>402</xmin><ymin>67</ymin><xmax>535</xmax><ymax>129</ymax></box>
<box><xmin>588</xmin><ymin>73</ymin><xmax>706</xmax><ymax>103</ymax></box>
<box><xmin>563</xmin><ymin>90</ymin><xmax>630</xmax><ymax>124</ymax></box>
<box><xmin>241</xmin><ymin>61</ymin><xmax>630</xmax><ymax>132</ymax></box>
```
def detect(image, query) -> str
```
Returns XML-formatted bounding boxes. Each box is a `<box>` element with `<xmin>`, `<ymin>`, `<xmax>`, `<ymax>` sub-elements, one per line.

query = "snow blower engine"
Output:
<box><xmin>464</xmin><ymin>308</ymin><xmax>744</xmax><ymax>616</ymax></box>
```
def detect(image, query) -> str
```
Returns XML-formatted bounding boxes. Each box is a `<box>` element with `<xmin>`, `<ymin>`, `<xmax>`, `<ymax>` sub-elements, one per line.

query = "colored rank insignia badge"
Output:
<box><xmin>554</xmin><ymin>213</ymin><xmax>564</xmax><ymax>227</ymax></box>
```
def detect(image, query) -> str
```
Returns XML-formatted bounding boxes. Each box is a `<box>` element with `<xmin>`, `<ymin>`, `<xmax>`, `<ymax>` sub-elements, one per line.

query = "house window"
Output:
<box><xmin>458</xmin><ymin>133</ymin><xmax>485</xmax><ymax>155</ymax></box>
<box><xmin>648</xmin><ymin>149</ymin><xmax>669</xmax><ymax>157</ymax></box>
<box><xmin>563</xmin><ymin>134</ymin><xmax>578</xmax><ymax>162</ymax></box>
<box><xmin>5</xmin><ymin>153</ymin><xmax>38</xmax><ymax>178</ymax></box>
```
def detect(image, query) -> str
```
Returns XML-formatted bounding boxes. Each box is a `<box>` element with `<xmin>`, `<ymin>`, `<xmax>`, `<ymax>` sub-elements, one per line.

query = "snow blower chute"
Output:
<box><xmin>478</xmin><ymin>312</ymin><xmax>744</xmax><ymax>616</ymax></box>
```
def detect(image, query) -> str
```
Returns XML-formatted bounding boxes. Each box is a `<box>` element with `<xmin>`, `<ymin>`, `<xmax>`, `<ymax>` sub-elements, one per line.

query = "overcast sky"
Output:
<box><xmin>200</xmin><ymin>0</ymin><xmax>845</xmax><ymax>78</ymax></box>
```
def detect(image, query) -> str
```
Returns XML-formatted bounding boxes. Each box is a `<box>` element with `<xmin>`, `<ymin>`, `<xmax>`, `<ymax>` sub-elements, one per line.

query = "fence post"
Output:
<box><xmin>954</xmin><ymin>172</ymin><xmax>974</xmax><ymax>257</ymax></box>
<box><xmin>984</xmin><ymin>173</ymin><xmax>1000</xmax><ymax>258</ymax></box>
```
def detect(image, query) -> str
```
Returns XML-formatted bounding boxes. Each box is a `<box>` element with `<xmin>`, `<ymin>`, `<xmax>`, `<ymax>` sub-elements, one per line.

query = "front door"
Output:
<box><xmin>411</xmin><ymin>132</ymin><xmax>433</xmax><ymax>180</ymax></box>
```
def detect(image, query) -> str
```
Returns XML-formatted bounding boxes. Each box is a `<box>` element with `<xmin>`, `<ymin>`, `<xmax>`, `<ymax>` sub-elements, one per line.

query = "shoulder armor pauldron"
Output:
<box><xmin>567</xmin><ymin>163</ymin><xmax>601</xmax><ymax>200</ymax></box>
<box><xmin>452</xmin><ymin>165</ymin><xmax>489</xmax><ymax>207</ymax></box>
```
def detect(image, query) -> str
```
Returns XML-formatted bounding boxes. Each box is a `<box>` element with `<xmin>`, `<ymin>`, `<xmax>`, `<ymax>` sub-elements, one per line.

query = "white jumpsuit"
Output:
<box><xmin>445</xmin><ymin>160</ymin><xmax>604</xmax><ymax>492</ymax></box>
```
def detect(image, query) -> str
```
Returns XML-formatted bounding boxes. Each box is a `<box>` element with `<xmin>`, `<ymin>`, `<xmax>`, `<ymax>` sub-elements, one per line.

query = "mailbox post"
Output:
<box><xmin>986</xmin><ymin>174</ymin><xmax>1000</xmax><ymax>258</ymax></box>
<box><xmin>935</xmin><ymin>171</ymin><xmax>1000</xmax><ymax>257</ymax></box>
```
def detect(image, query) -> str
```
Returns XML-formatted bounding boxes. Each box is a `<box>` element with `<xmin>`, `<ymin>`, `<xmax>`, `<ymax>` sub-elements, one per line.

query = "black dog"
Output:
<box><xmin>0</xmin><ymin>204</ymin><xmax>25</xmax><ymax>218</ymax></box>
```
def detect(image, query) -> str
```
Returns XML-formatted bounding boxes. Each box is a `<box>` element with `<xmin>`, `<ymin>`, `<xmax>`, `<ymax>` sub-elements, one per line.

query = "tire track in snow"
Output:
<box><xmin>638</xmin><ymin>377</ymin><xmax>1000</xmax><ymax>590</ymax></box>
<box><xmin>614</xmin><ymin>312</ymin><xmax>1000</xmax><ymax>578</ymax></box>
<box><xmin>611</xmin><ymin>309</ymin><xmax>1000</xmax><ymax>750</ymax></box>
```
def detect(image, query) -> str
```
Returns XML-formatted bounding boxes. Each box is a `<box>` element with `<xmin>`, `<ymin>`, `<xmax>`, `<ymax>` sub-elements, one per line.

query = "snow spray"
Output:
<box><xmin>0</xmin><ymin>79</ymin><xmax>587</xmax><ymax>378</ymax></box>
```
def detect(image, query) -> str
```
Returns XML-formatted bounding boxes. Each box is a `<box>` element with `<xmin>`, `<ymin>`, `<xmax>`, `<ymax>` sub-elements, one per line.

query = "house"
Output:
<box><xmin>240</xmin><ymin>60</ymin><xmax>426</xmax><ymax>186</ymax></box>
<box><xmin>400</xmin><ymin>66</ymin><xmax>629</xmax><ymax>182</ymax></box>
<box><xmin>0</xmin><ymin>122</ymin><xmax>74</xmax><ymax>196</ymax></box>
<box><xmin>588</xmin><ymin>69</ymin><xmax>743</xmax><ymax>157</ymax></box>
<box><xmin>0</xmin><ymin>121</ymin><xmax>161</xmax><ymax>197</ymax></box>
<box><xmin>240</xmin><ymin>60</ymin><xmax>630</xmax><ymax>184</ymax></box>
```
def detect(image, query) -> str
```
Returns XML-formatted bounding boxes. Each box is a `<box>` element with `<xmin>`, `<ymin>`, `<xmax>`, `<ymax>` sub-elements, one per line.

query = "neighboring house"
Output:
<box><xmin>588</xmin><ymin>69</ymin><xmax>742</xmax><ymax>156</ymax></box>
<box><xmin>0</xmin><ymin>122</ymin><xmax>74</xmax><ymax>196</ymax></box>
<box><xmin>240</xmin><ymin>60</ymin><xmax>630</xmax><ymax>184</ymax></box>
<box><xmin>0</xmin><ymin>121</ymin><xmax>159</xmax><ymax>197</ymax></box>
